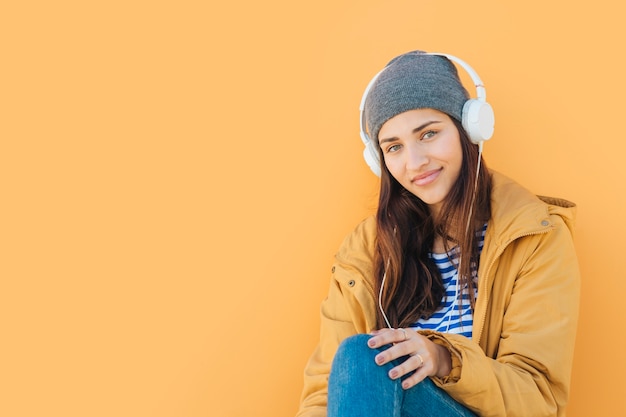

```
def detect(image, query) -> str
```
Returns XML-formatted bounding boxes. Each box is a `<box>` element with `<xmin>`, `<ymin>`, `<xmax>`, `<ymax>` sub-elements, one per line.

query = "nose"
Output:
<box><xmin>405</xmin><ymin>142</ymin><xmax>428</xmax><ymax>171</ymax></box>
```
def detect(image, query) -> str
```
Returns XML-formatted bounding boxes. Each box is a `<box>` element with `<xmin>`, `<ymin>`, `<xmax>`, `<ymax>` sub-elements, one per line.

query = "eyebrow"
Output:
<box><xmin>378</xmin><ymin>120</ymin><xmax>442</xmax><ymax>145</ymax></box>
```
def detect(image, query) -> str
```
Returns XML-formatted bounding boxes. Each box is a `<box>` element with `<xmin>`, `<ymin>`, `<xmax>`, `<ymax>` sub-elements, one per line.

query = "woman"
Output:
<box><xmin>296</xmin><ymin>50</ymin><xmax>580</xmax><ymax>417</ymax></box>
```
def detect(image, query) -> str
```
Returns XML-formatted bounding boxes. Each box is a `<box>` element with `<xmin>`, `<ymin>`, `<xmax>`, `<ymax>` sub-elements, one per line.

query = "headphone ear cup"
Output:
<box><xmin>462</xmin><ymin>99</ymin><xmax>495</xmax><ymax>144</ymax></box>
<box><xmin>362</xmin><ymin>137</ymin><xmax>382</xmax><ymax>177</ymax></box>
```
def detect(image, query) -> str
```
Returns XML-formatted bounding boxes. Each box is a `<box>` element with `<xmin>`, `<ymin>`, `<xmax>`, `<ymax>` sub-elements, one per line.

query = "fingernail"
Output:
<box><xmin>367</xmin><ymin>339</ymin><xmax>376</xmax><ymax>347</ymax></box>
<box><xmin>389</xmin><ymin>370</ymin><xmax>397</xmax><ymax>379</ymax></box>
<box><xmin>375</xmin><ymin>354</ymin><xmax>384</xmax><ymax>365</ymax></box>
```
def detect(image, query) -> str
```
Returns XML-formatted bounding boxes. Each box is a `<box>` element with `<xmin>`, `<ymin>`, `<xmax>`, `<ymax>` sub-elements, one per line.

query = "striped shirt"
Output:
<box><xmin>409</xmin><ymin>223</ymin><xmax>488</xmax><ymax>339</ymax></box>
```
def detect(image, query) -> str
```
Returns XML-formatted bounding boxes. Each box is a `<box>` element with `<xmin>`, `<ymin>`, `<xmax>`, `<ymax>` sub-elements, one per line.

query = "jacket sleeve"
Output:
<box><xmin>296</xmin><ymin>218</ymin><xmax>378</xmax><ymax>417</ymax></box>
<box><xmin>425</xmin><ymin>215</ymin><xmax>580</xmax><ymax>417</ymax></box>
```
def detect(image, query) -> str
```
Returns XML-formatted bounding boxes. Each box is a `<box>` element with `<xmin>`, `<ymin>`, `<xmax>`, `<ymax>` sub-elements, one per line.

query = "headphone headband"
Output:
<box><xmin>425</xmin><ymin>53</ymin><xmax>487</xmax><ymax>101</ymax></box>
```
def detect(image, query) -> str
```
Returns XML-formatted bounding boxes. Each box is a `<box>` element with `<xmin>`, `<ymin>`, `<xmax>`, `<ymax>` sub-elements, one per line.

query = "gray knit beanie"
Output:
<box><xmin>364</xmin><ymin>50</ymin><xmax>469</xmax><ymax>144</ymax></box>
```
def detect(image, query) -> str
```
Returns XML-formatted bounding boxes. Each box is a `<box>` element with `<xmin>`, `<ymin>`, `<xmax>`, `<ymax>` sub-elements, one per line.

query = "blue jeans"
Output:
<box><xmin>328</xmin><ymin>334</ymin><xmax>476</xmax><ymax>417</ymax></box>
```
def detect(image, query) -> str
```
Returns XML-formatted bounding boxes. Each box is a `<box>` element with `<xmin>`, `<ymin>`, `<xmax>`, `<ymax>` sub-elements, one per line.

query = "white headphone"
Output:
<box><xmin>359</xmin><ymin>52</ymin><xmax>495</xmax><ymax>177</ymax></box>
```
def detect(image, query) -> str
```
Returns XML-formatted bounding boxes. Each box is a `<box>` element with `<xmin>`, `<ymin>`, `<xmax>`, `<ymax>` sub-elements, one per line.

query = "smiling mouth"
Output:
<box><xmin>412</xmin><ymin>169</ymin><xmax>442</xmax><ymax>186</ymax></box>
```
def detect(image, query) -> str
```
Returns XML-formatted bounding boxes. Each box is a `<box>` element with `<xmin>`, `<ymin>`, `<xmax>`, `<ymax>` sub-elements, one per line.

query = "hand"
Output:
<box><xmin>367</xmin><ymin>328</ymin><xmax>452</xmax><ymax>390</ymax></box>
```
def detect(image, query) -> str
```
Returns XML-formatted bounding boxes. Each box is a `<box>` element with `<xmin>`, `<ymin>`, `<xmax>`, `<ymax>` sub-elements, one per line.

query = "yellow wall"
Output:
<box><xmin>2</xmin><ymin>1</ymin><xmax>624</xmax><ymax>416</ymax></box>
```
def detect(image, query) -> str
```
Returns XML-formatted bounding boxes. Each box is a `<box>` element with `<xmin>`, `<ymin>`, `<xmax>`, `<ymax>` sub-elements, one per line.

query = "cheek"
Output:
<box><xmin>383</xmin><ymin>157</ymin><xmax>402</xmax><ymax>178</ymax></box>
<box><xmin>438</xmin><ymin>136</ymin><xmax>463</xmax><ymax>169</ymax></box>
<box><xmin>385</xmin><ymin>164</ymin><xmax>410</xmax><ymax>188</ymax></box>
<box><xmin>446</xmin><ymin>149</ymin><xmax>463</xmax><ymax>170</ymax></box>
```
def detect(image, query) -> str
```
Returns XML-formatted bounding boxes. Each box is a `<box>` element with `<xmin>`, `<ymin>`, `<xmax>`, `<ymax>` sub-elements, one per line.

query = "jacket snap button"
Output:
<box><xmin>541</xmin><ymin>220</ymin><xmax>550</xmax><ymax>226</ymax></box>
<box><xmin>348</xmin><ymin>280</ymin><xmax>355</xmax><ymax>287</ymax></box>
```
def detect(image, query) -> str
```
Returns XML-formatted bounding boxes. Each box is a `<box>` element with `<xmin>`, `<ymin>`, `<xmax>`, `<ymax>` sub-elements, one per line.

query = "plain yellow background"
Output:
<box><xmin>1</xmin><ymin>1</ymin><xmax>624</xmax><ymax>416</ymax></box>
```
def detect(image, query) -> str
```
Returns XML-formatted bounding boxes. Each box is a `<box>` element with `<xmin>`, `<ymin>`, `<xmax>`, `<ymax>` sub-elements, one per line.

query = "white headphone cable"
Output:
<box><xmin>378</xmin><ymin>257</ymin><xmax>393</xmax><ymax>329</ymax></box>
<box><xmin>464</xmin><ymin>141</ymin><xmax>484</xmax><ymax>239</ymax></box>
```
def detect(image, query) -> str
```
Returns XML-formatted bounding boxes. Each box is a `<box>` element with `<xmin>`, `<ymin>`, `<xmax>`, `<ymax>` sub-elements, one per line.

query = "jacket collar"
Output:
<box><xmin>486</xmin><ymin>170</ymin><xmax>577</xmax><ymax>248</ymax></box>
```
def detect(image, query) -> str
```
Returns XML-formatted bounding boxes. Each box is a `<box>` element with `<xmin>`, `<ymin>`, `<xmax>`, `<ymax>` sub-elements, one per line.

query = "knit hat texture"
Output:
<box><xmin>364</xmin><ymin>50</ymin><xmax>469</xmax><ymax>145</ymax></box>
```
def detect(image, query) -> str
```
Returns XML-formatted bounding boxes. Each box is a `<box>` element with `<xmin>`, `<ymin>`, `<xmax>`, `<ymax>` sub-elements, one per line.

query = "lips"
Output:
<box><xmin>411</xmin><ymin>168</ymin><xmax>442</xmax><ymax>186</ymax></box>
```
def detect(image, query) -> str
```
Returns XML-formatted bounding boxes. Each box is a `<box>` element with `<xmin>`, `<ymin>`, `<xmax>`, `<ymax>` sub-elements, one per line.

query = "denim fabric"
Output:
<box><xmin>328</xmin><ymin>334</ymin><xmax>476</xmax><ymax>417</ymax></box>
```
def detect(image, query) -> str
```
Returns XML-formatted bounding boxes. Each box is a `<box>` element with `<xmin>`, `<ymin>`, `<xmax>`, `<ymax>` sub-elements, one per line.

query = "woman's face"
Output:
<box><xmin>378</xmin><ymin>108</ymin><xmax>463</xmax><ymax>217</ymax></box>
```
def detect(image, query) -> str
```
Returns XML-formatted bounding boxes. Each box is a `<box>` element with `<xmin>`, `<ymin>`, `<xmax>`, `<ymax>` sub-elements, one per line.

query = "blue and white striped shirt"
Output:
<box><xmin>409</xmin><ymin>223</ymin><xmax>487</xmax><ymax>339</ymax></box>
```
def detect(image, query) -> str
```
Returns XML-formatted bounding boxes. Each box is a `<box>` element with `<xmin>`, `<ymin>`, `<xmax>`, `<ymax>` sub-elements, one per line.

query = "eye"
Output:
<box><xmin>422</xmin><ymin>130</ymin><xmax>437</xmax><ymax>140</ymax></box>
<box><xmin>385</xmin><ymin>144</ymin><xmax>402</xmax><ymax>154</ymax></box>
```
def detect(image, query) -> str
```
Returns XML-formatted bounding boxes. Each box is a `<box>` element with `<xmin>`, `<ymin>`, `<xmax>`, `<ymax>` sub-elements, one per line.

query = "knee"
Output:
<box><xmin>329</xmin><ymin>334</ymin><xmax>396</xmax><ymax>395</ymax></box>
<box><xmin>335</xmin><ymin>334</ymin><xmax>377</xmax><ymax>361</ymax></box>
<box><xmin>331</xmin><ymin>334</ymin><xmax>380</xmax><ymax>376</ymax></box>
<box><xmin>335</xmin><ymin>334</ymin><xmax>373</xmax><ymax>360</ymax></box>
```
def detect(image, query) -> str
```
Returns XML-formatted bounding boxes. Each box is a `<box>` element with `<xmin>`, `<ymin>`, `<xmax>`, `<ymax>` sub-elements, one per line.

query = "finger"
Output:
<box><xmin>387</xmin><ymin>352</ymin><xmax>427</xmax><ymax>381</ymax></box>
<box><xmin>373</xmin><ymin>339</ymin><xmax>420</xmax><ymax>366</ymax></box>
<box><xmin>399</xmin><ymin>365</ymin><xmax>429</xmax><ymax>390</ymax></box>
<box><xmin>368</xmin><ymin>328</ymin><xmax>410</xmax><ymax>348</ymax></box>
<box><xmin>399</xmin><ymin>328</ymin><xmax>408</xmax><ymax>341</ymax></box>
<box><xmin>413</xmin><ymin>353</ymin><xmax>425</xmax><ymax>368</ymax></box>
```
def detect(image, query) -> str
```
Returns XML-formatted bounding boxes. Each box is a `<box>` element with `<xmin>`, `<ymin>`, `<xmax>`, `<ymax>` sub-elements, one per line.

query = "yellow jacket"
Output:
<box><xmin>297</xmin><ymin>171</ymin><xmax>580</xmax><ymax>417</ymax></box>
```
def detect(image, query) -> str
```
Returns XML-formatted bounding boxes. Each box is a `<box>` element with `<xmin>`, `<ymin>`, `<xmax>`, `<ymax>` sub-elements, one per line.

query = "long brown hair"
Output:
<box><xmin>374</xmin><ymin>118</ymin><xmax>492</xmax><ymax>329</ymax></box>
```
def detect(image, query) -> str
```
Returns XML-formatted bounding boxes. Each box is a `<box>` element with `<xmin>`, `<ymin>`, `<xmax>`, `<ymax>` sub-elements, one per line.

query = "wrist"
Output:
<box><xmin>434</xmin><ymin>343</ymin><xmax>452</xmax><ymax>378</ymax></box>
